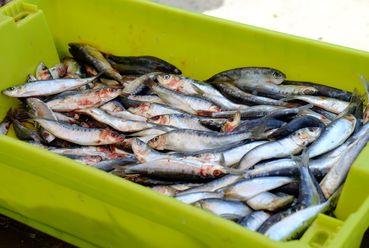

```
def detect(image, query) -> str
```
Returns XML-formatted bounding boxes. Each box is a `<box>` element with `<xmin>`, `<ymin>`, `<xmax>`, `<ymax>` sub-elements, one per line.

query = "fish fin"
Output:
<box><xmin>191</xmin><ymin>83</ymin><xmax>207</xmax><ymax>96</ymax></box>
<box><xmin>250</xmin><ymin>121</ymin><xmax>270</xmax><ymax>140</ymax></box>
<box><xmin>360</xmin><ymin>75</ymin><xmax>369</xmax><ymax>99</ymax></box>
<box><xmin>219</xmin><ymin>153</ymin><xmax>226</xmax><ymax>166</ymax></box>
<box><xmin>337</xmin><ymin>89</ymin><xmax>363</xmax><ymax>119</ymax></box>
<box><xmin>119</xmin><ymin>96</ymin><xmax>142</xmax><ymax>108</ymax></box>
<box><xmin>291</xmin><ymin>150</ymin><xmax>309</xmax><ymax>168</ymax></box>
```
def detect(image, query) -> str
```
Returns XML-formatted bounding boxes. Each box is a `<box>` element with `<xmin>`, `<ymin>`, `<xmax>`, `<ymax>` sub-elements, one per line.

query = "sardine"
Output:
<box><xmin>179</xmin><ymin>175</ymin><xmax>242</xmax><ymax>194</ymax></box>
<box><xmin>149</xmin><ymin>83</ymin><xmax>221</xmax><ymax>115</ymax></box>
<box><xmin>194</xmin><ymin>198</ymin><xmax>252</xmax><ymax>221</ymax></box>
<box><xmin>35</xmin><ymin>118</ymin><xmax>124</xmax><ymax>145</ymax></box>
<box><xmin>121</xmin><ymin>98</ymin><xmax>184</xmax><ymax>118</ymax></box>
<box><xmin>125</xmin><ymin>158</ymin><xmax>228</xmax><ymax>180</ymax></box>
<box><xmin>221</xmin><ymin>177</ymin><xmax>295</xmax><ymax>201</ymax></box>
<box><xmin>128</xmin><ymin>94</ymin><xmax>165</xmax><ymax>104</ymax></box>
<box><xmin>148</xmin><ymin>114</ymin><xmax>211</xmax><ymax>131</ymax></box>
<box><xmin>77</xmin><ymin>108</ymin><xmax>153</xmax><ymax>132</ymax></box>
<box><xmin>214</xmin><ymin>82</ymin><xmax>289</xmax><ymax>106</ymax></box>
<box><xmin>320</xmin><ymin>122</ymin><xmax>369</xmax><ymax>198</ymax></box>
<box><xmin>238</xmin><ymin>211</ymin><xmax>270</xmax><ymax>231</ymax></box>
<box><xmin>285</xmin><ymin>95</ymin><xmax>349</xmax><ymax>114</ymax></box>
<box><xmin>106</xmin><ymin>55</ymin><xmax>181</xmax><ymax>75</ymax></box>
<box><xmin>246</xmin><ymin>192</ymin><xmax>294</xmax><ymax>211</ymax></box>
<box><xmin>131</xmin><ymin>138</ymin><xmax>223</xmax><ymax>164</ymax></box>
<box><xmin>206</xmin><ymin>67</ymin><xmax>286</xmax><ymax>85</ymax></box>
<box><xmin>0</xmin><ymin>109</ymin><xmax>12</xmax><ymax>135</ymax></box>
<box><xmin>148</xmin><ymin>129</ymin><xmax>252</xmax><ymax>152</ymax></box>
<box><xmin>285</xmin><ymin>80</ymin><xmax>352</xmax><ymax>101</ymax></box>
<box><xmin>175</xmin><ymin>191</ymin><xmax>224</xmax><ymax>204</ymax></box>
<box><xmin>307</xmin><ymin>115</ymin><xmax>356</xmax><ymax>158</ymax></box>
<box><xmin>2</xmin><ymin>75</ymin><xmax>100</xmax><ymax>98</ymax></box>
<box><xmin>268</xmin><ymin>116</ymin><xmax>325</xmax><ymax>139</ymax></box>
<box><xmin>239</xmin><ymin>127</ymin><xmax>321</xmax><ymax>170</ymax></box>
<box><xmin>69</xmin><ymin>43</ymin><xmax>123</xmax><ymax>82</ymax></box>
<box><xmin>47</xmin><ymin>87</ymin><xmax>122</xmax><ymax>112</ymax></box>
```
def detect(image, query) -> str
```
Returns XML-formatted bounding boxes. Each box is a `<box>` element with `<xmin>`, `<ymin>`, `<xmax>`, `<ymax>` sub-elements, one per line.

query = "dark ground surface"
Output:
<box><xmin>0</xmin><ymin>215</ymin><xmax>74</xmax><ymax>248</ymax></box>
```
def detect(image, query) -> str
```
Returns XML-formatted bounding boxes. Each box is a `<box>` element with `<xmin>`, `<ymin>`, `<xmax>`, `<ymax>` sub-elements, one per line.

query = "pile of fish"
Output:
<box><xmin>1</xmin><ymin>43</ymin><xmax>369</xmax><ymax>241</ymax></box>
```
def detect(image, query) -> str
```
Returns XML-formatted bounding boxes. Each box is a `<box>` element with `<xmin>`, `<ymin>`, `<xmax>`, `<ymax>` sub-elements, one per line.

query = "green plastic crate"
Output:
<box><xmin>1</xmin><ymin>0</ymin><xmax>369</xmax><ymax>247</ymax></box>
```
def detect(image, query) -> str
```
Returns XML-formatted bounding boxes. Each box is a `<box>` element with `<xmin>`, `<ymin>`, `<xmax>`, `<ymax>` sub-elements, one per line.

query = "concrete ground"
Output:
<box><xmin>154</xmin><ymin>0</ymin><xmax>369</xmax><ymax>52</ymax></box>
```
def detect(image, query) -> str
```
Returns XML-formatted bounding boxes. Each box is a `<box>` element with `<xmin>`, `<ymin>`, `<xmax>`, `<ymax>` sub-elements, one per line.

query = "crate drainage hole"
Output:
<box><xmin>309</xmin><ymin>231</ymin><xmax>329</xmax><ymax>247</ymax></box>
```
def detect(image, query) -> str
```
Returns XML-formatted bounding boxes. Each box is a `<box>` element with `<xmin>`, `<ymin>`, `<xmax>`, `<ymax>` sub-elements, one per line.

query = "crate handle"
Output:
<box><xmin>0</xmin><ymin>0</ymin><xmax>38</xmax><ymax>25</ymax></box>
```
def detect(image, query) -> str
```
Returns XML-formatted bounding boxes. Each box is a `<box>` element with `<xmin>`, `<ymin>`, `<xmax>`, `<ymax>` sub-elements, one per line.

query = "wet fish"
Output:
<box><xmin>106</xmin><ymin>55</ymin><xmax>181</xmax><ymax>75</ymax></box>
<box><xmin>151</xmin><ymin>185</ymin><xmax>178</xmax><ymax>196</ymax></box>
<box><xmin>320</xmin><ymin>122</ymin><xmax>369</xmax><ymax>198</ymax></box>
<box><xmin>194</xmin><ymin>198</ymin><xmax>252</xmax><ymax>221</ymax></box>
<box><xmin>221</xmin><ymin>177</ymin><xmax>295</xmax><ymax>201</ymax></box>
<box><xmin>49</xmin><ymin>146</ymin><xmax>132</xmax><ymax>160</ymax></box>
<box><xmin>238</xmin><ymin>211</ymin><xmax>270</xmax><ymax>231</ymax></box>
<box><xmin>69</xmin><ymin>43</ymin><xmax>123</xmax><ymax>82</ymax></box>
<box><xmin>285</xmin><ymin>80</ymin><xmax>352</xmax><ymax>101</ymax></box>
<box><xmin>121</xmin><ymin>98</ymin><xmax>184</xmax><ymax>118</ymax></box>
<box><xmin>148</xmin><ymin>114</ymin><xmax>211</xmax><ymax>131</ymax></box>
<box><xmin>285</xmin><ymin>95</ymin><xmax>349</xmax><ymax>114</ymax></box>
<box><xmin>149</xmin><ymin>83</ymin><xmax>221</xmax><ymax>115</ymax></box>
<box><xmin>125</xmin><ymin>158</ymin><xmax>228</xmax><ymax>180</ymax></box>
<box><xmin>206</xmin><ymin>67</ymin><xmax>286</xmax><ymax>85</ymax></box>
<box><xmin>233</xmin><ymin>118</ymin><xmax>285</xmax><ymax>133</ymax></box>
<box><xmin>179</xmin><ymin>175</ymin><xmax>242</xmax><ymax>194</ymax></box>
<box><xmin>268</xmin><ymin>116</ymin><xmax>325</xmax><ymax>139</ymax></box>
<box><xmin>293</xmin><ymin>153</ymin><xmax>325</xmax><ymax>207</ymax></box>
<box><xmin>239</xmin><ymin>127</ymin><xmax>321</xmax><ymax>170</ymax></box>
<box><xmin>0</xmin><ymin>109</ymin><xmax>12</xmax><ymax>135</ymax></box>
<box><xmin>12</xmin><ymin>119</ymin><xmax>41</xmax><ymax>142</ymax></box>
<box><xmin>307</xmin><ymin>115</ymin><xmax>356</xmax><ymax>158</ymax></box>
<box><xmin>148</xmin><ymin>129</ymin><xmax>252</xmax><ymax>152</ymax></box>
<box><xmin>213</xmin><ymin>82</ymin><xmax>289</xmax><ymax>106</ymax></box>
<box><xmin>264</xmin><ymin>195</ymin><xmax>337</xmax><ymax>241</ymax></box>
<box><xmin>63</xmin><ymin>57</ymin><xmax>84</xmax><ymax>78</ymax></box>
<box><xmin>246</xmin><ymin>192</ymin><xmax>294</xmax><ymax>211</ymax></box>
<box><xmin>35</xmin><ymin>118</ymin><xmax>124</xmax><ymax>145</ymax></box>
<box><xmin>157</xmin><ymin>74</ymin><xmax>249</xmax><ymax>110</ymax></box>
<box><xmin>77</xmin><ymin>108</ymin><xmax>154</xmax><ymax>132</ymax></box>
<box><xmin>2</xmin><ymin>75</ymin><xmax>100</xmax><ymax>98</ymax></box>
<box><xmin>131</xmin><ymin>138</ymin><xmax>224</xmax><ymax>164</ymax></box>
<box><xmin>175</xmin><ymin>191</ymin><xmax>224</xmax><ymax>204</ymax></box>
<box><xmin>127</xmin><ymin>94</ymin><xmax>165</xmax><ymax>104</ymax></box>
<box><xmin>122</xmin><ymin>72</ymin><xmax>161</xmax><ymax>95</ymax></box>
<box><xmin>36</xmin><ymin>62</ymin><xmax>53</xmax><ymax>80</ymax></box>
<box><xmin>47</xmin><ymin>87</ymin><xmax>122</xmax><ymax>112</ymax></box>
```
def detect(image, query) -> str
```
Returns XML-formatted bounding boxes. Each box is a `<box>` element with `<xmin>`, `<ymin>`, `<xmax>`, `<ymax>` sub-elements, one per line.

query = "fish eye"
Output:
<box><xmin>150</xmin><ymin>116</ymin><xmax>160</xmax><ymax>121</ymax></box>
<box><xmin>272</xmin><ymin>71</ymin><xmax>281</xmax><ymax>79</ymax></box>
<box><xmin>163</xmin><ymin>75</ymin><xmax>171</xmax><ymax>80</ymax></box>
<box><xmin>152</xmin><ymin>136</ymin><xmax>159</xmax><ymax>142</ymax></box>
<box><xmin>213</xmin><ymin>169</ymin><xmax>223</xmax><ymax>177</ymax></box>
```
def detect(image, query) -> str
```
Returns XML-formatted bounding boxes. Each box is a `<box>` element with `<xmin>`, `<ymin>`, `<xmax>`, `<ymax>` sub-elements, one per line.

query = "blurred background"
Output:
<box><xmin>154</xmin><ymin>0</ymin><xmax>369</xmax><ymax>52</ymax></box>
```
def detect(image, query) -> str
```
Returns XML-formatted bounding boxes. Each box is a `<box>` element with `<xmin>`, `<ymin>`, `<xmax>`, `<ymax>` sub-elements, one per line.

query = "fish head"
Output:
<box><xmin>2</xmin><ymin>86</ymin><xmax>23</xmax><ymax>97</ymax></box>
<box><xmin>260</xmin><ymin>68</ymin><xmax>286</xmax><ymax>84</ymax></box>
<box><xmin>157</xmin><ymin>74</ymin><xmax>183</xmax><ymax>91</ymax></box>
<box><xmin>149</xmin><ymin>115</ymin><xmax>169</xmax><ymax>125</ymax></box>
<box><xmin>131</xmin><ymin>138</ymin><xmax>150</xmax><ymax>162</ymax></box>
<box><xmin>296</xmin><ymin>127</ymin><xmax>322</xmax><ymax>146</ymax></box>
<box><xmin>147</xmin><ymin>135</ymin><xmax>166</xmax><ymax>150</ymax></box>
<box><xmin>199</xmin><ymin>165</ymin><xmax>227</xmax><ymax>178</ymax></box>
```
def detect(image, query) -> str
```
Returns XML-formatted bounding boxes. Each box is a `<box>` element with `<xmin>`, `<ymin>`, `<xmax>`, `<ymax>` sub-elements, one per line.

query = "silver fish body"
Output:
<box><xmin>47</xmin><ymin>87</ymin><xmax>122</xmax><ymax>112</ymax></box>
<box><xmin>2</xmin><ymin>75</ymin><xmax>99</xmax><ymax>98</ymax></box>
<box><xmin>221</xmin><ymin>177</ymin><xmax>295</xmax><ymax>201</ymax></box>
<box><xmin>238</xmin><ymin>211</ymin><xmax>270</xmax><ymax>231</ymax></box>
<box><xmin>246</xmin><ymin>192</ymin><xmax>294</xmax><ymax>211</ymax></box>
<box><xmin>148</xmin><ymin>129</ymin><xmax>252</xmax><ymax>152</ymax></box>
<box><xmin>307</xmin><ymin>115</ymin><xmax>356</xmax><ymax>158</ymax></box>
<box><xmin>194</xmin><ymin>198</ymin><xmax>252</xmax><ymax>221</ymax></box>
<box><xmin>175</xmin><ymin>191</ymin><xmax>224</xmax><ymax>204</ymax></box>
<box><xmin>35</xmin><ymin>118</ymin><xmax>124</xmax><ymax>145</ymax></box>
<box><xmin>239</xmin><ymin>127</ymin><xmax>321</xmax><ymax>170</ymax></box>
